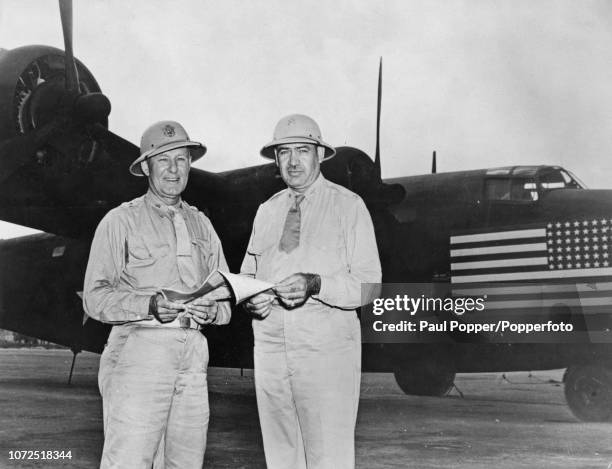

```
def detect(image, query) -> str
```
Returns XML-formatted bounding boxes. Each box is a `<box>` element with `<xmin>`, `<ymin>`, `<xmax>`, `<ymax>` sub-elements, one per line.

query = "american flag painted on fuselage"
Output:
<box><xmin>450</xmin><ymin>219</ymin><xmax>612</xmax><ymax>327</ymax></box>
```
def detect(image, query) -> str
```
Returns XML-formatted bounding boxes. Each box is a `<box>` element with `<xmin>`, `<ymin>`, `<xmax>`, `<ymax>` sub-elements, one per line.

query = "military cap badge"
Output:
<box><xmin>163</xmin><ymin>124</ymin><xmax>175</xmax><ymax>137</ymax></box>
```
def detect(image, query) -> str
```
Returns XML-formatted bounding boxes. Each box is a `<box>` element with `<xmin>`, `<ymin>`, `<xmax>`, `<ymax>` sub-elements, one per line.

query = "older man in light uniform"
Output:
<box><xmin>242</xmin><ymin>114</ymin><xmax>381</xmax><ymax>469</ymax></box>
<box><xmin>84</xmin><ymin>121</ymin><xmax>230</xmax><ymax>468</ymax></box>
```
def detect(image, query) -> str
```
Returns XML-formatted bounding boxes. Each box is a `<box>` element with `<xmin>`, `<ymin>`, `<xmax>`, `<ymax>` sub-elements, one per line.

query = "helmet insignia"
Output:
<box><xmin>163</xmin><ymin>124</ymin><xmax>175</xmax><ymax>137</ymax></box>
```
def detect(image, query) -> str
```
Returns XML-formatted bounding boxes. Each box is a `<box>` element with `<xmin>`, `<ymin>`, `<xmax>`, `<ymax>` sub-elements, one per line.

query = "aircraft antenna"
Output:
<box><xmin>432</xmin><ymin>150</ymin><xmax>437</xmax><ymax>174</ymax></box>
<box><xmin>374</xmin><ymin>57</ymin><xmax>382</xmax><ymax>181</ymax></box>
<box><xmin>58</xmin><ymin>0</ymin><xmax>79</xmax><ymax>92</ymax></box>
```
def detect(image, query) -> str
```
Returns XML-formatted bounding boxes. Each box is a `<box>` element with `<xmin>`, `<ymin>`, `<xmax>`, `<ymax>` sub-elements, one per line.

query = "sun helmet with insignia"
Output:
<box><xmin>129</xmin><ymin>120</ymin><xmax>206</xmax><ymax>176</ymax></box>
<box><xmin>260</xmin><ymin>114</ymin><xmax>335</xmax><ymax>161</ymax></box>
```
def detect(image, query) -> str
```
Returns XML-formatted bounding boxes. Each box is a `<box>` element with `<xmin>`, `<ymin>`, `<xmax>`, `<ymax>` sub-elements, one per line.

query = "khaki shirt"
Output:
<box><xmin>241</xmin><ymin>175</ymin><xmax>381</xmax><ymax>310</ymax></box>
<box><xmin>83</xmin><ymin>190</ymin><xmax>231</xmax><ymax>325</ymax></box>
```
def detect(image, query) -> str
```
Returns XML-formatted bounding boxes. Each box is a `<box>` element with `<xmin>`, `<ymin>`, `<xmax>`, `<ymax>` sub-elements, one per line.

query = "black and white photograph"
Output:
<box><xmin>1</xmin><ymin>1</ymin><xmax>612</xmax><ymax>468</ymax></box>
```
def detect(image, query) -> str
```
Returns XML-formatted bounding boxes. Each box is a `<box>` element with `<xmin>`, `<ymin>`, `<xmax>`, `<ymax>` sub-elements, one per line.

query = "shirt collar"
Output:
<box><xmin>144</xmin><ymin>190</ymin><xmax>183</xmax><ymax>219</ymax></box>
<box><xmin>287</xmin><ymin>173</ymin><xmax>326</xmax><ymax>202</ymax></box>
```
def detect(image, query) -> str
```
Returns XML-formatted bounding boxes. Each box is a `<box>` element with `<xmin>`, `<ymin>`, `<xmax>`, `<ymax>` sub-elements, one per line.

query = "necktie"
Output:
<box><xmin>279</xmin><ymin>195</ymin><xmax>304</xmax><ymax>253</ymax></box>
<box><xmin>168</xmin><ymin>206</ymin><xmax>198</xmax><ymax>289</ymax></box>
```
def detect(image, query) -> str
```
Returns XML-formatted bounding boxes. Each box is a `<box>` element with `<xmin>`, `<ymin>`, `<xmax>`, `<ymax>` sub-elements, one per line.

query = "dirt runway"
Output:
<box><xmin>0</xmin><ymin>349</ymin><xmax>611</xmax><ymax>468</ymax></box>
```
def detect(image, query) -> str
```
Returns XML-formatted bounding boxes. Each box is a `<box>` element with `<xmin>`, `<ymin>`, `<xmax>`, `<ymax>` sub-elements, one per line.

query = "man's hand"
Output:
<box><xmin>274</xmin><ymin>273</ymin><xmax>321</xmax><ymax>309</ymax></box>
<box><xmin>149</xmin><ymin>294</ymin><xmax>183</xmax><ymax>323</ymax></box>
<box><xmin>186</xmin><ymin>295</ymin><xmax>220</xmax><ymax>325</ymax></box>
<box><xmin>244</xmin><ymin>292</ymin><xmax>275</xmax><ymax>319</ymax></box>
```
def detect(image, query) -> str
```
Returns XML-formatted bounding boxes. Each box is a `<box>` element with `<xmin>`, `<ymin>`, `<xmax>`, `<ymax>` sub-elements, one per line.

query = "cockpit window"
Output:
<box><xmin>485</xmin><ymin>178</ymin><xmax>538</xmax><ymax>202</ymax></box>
<box><xmin>539</xmin><ymin>168</ymin><xmax>585</xmax><ymax>190</ymax></box>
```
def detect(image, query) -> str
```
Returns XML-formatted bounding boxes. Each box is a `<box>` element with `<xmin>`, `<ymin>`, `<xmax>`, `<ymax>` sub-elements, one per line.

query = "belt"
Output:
<box><xmin>139</xmin><ymin>315</ymin><xmax>201</xmax><ymax>330</ymax></box>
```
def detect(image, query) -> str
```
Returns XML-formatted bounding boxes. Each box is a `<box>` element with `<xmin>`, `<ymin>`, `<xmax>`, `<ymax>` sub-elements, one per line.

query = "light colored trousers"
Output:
<box><xmin>98</xmin><ymin>325</ymin><xmax>210</xmax><ymax>469</ymax></box>
<box><xmin>253</xmin><ymin>306</ymin><xmax>362</xmax><ymax>469</ymax></box>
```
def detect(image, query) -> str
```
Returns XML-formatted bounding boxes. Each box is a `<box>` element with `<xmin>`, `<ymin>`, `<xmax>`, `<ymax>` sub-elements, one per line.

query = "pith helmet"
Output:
<box><xmin>260</xmin><ymin>114</ymin><xmax>336</xmax><ymax>161</ymax></box>
<box><xmin>129</xmin><ymin>120</ymin><xmax>206</xmax><ymax>176</ymax></box>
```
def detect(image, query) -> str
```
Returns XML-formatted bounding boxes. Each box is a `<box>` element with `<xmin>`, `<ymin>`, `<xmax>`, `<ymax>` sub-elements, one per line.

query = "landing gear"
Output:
<box><xmin>393</xmin><ymin>359</ymin><xmax>456</xmax><ymax>397</ymax></box>
<box><xmin>564</xmin><ymin>363</ymin><xmax>612</xmax><ymax>422</ymax></box>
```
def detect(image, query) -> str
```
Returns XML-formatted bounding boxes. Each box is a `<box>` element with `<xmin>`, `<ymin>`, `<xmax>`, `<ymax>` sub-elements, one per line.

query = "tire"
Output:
<box><xmin>393</xmin><ymin>360</ymin><xmax>455</xmax><ymax>397</ymax></box>
<box><xmin>564</xmin><ymin>364</ymin><xmax>612</xmax><ymax>422</ymax></box>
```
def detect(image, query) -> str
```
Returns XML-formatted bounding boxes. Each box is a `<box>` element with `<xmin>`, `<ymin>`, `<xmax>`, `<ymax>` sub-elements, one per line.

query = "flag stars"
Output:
<box><xmin>565</xmin><ymin>222</ymin><xmax>571</xmax><ymax>228</ymax></box>
<box><xmin>583</xmin><ymin>229</ymin><xmax>589</xmax><ymax>234</ymax></box>
<box><xmin>583</xmin><ymin>221</ymin><xmax>589</xmax><ymax>226</ymax></box>
<box><xmin>556</xmin><ymin>222</ymin><xmax>562</xmax><ymax>228</ymax></box>
<box><xmin>595</xmin><ymin>261</ymin><xmax>601</xmax><ymax>267</ymax></box>
<box><xmin>574</xmin><ymin>230</ymin><xmax>580</xmax><ymax>236</ymax></box>
<box><xmin>547</xmin><ymin>223</ymin><xmax>553</xmax><ymax>229</ymax></box>
<box><xmin>565</xmin><ymin>230</ymin><xmax>570</xmax><ymax>236</ymax></box>
<box><xmin>574</xmin><ymin>221</ymin><xmax>580</xmax><ymax>227</ymax></box>
<box><xmin>592</xmin><ymin>220</ymin><xmax>598</xmax><ymax>226</ymax></box>
<box><xmin>585</xmin><ymin>262</ymin><xmax>591</xmax><ymax>268</ymax></box>
<box><xmin>605</xmin><ymin>261</ymin><xmax>610</xmax><ymax>267</ymax></box>
<box><xmin>576</xmin><ymin>262</ymin><xmax>581</xmax><ymax>268</ymax></box>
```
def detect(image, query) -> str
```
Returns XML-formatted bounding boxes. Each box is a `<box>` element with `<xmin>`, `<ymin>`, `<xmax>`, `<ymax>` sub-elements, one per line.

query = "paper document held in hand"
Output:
<box><xmin>160</xmin><ymin>270</ymin><xmax>274</xmax><ymax>304</ymax></box>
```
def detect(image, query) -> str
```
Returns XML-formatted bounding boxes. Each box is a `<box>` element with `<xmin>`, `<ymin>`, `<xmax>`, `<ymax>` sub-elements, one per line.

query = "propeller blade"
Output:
<box><xmin>58</xmin><ymin>0</ymin><xmax>79</xmax><ymax>92</ymax></box>
<box><xmin>374</xmin><ymin>57</ymin><xmax>382</xmax><ymax>181</ymax></box>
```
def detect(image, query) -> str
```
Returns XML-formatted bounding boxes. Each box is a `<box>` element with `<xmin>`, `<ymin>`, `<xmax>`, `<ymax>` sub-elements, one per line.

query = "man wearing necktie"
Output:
<box><xmin>83</xmin><ymin>121</ymin><xmax>231</xmax><ymax>468</ymax></box>
<box><xmin>241</xmin><ymin>114</ymin><xmax>382</xmax><ymax>469</ymax></box>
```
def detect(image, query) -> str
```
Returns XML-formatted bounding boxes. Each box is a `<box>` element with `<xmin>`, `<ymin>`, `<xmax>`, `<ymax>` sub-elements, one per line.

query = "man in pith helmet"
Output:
<box><xmin>84</xmin><ymin>120</ymin><xmax>230</xmax><ymax>468</ymax></box>
<box><xmin>241</xmin><ymin>114</ymin><xmax>381</xmax><ymax>469</ymax></box>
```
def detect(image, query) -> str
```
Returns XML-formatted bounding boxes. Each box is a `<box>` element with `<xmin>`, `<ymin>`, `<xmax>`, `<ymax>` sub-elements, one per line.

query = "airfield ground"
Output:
<box><xmin>0</xmin><ymin>349</ymin><xmax>611</xmax><ymax>468</ymax></box>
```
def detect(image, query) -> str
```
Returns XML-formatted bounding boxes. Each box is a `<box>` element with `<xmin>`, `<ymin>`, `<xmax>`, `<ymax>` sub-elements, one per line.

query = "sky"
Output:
<box><xmin>0</xmin><ymin>0</ymin><xmax>612</xmax><ymax>238</ymax></box>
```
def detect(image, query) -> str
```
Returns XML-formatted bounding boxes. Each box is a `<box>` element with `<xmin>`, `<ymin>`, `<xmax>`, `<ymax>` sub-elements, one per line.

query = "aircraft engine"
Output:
<box><xmin>0</xmin><ymin>45</ymin><xmax>107</xmax><ymax>140</ymax></box>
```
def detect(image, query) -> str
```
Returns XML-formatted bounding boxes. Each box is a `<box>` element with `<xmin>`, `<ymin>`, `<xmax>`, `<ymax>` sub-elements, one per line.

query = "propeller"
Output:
<box><xmin>58</xmin><ymin>0</ymin><xmax>110</xmax><ymax>121</ymax></box>
<box><xmin>374</xmin><ymin>57</ymin><xmax>382</xmax><ymax>181</ymax></box>
<box><xmin>58</xmin><ymin>0</ymin><xmax>79</xmax><ymax>93</ymax></box>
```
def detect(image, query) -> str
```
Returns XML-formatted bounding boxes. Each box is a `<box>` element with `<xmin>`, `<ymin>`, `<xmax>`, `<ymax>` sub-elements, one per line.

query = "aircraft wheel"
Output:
<box><xmin>564</xmin><ymin>364</ymin><xmax>612</xmax><ymax>422</ymax></box>
<box><xmin>393</xmin><ymin>360</ymin><xmax>455</xmax><ymax>397</ymax></box>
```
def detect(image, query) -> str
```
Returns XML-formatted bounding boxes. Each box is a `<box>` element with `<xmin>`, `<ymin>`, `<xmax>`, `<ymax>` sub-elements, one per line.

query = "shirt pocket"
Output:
<box><xmin>127</xmin><ymin>237</ymin><xmax>169</xmax><ymax>264</ymax></box>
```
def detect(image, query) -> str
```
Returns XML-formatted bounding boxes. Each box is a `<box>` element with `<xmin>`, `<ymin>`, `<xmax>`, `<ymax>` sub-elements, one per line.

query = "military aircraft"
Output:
<box><xmin>1</xmin><ymin>0</ymin><xmax>612</xmax><ymax>423</ymax></box>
